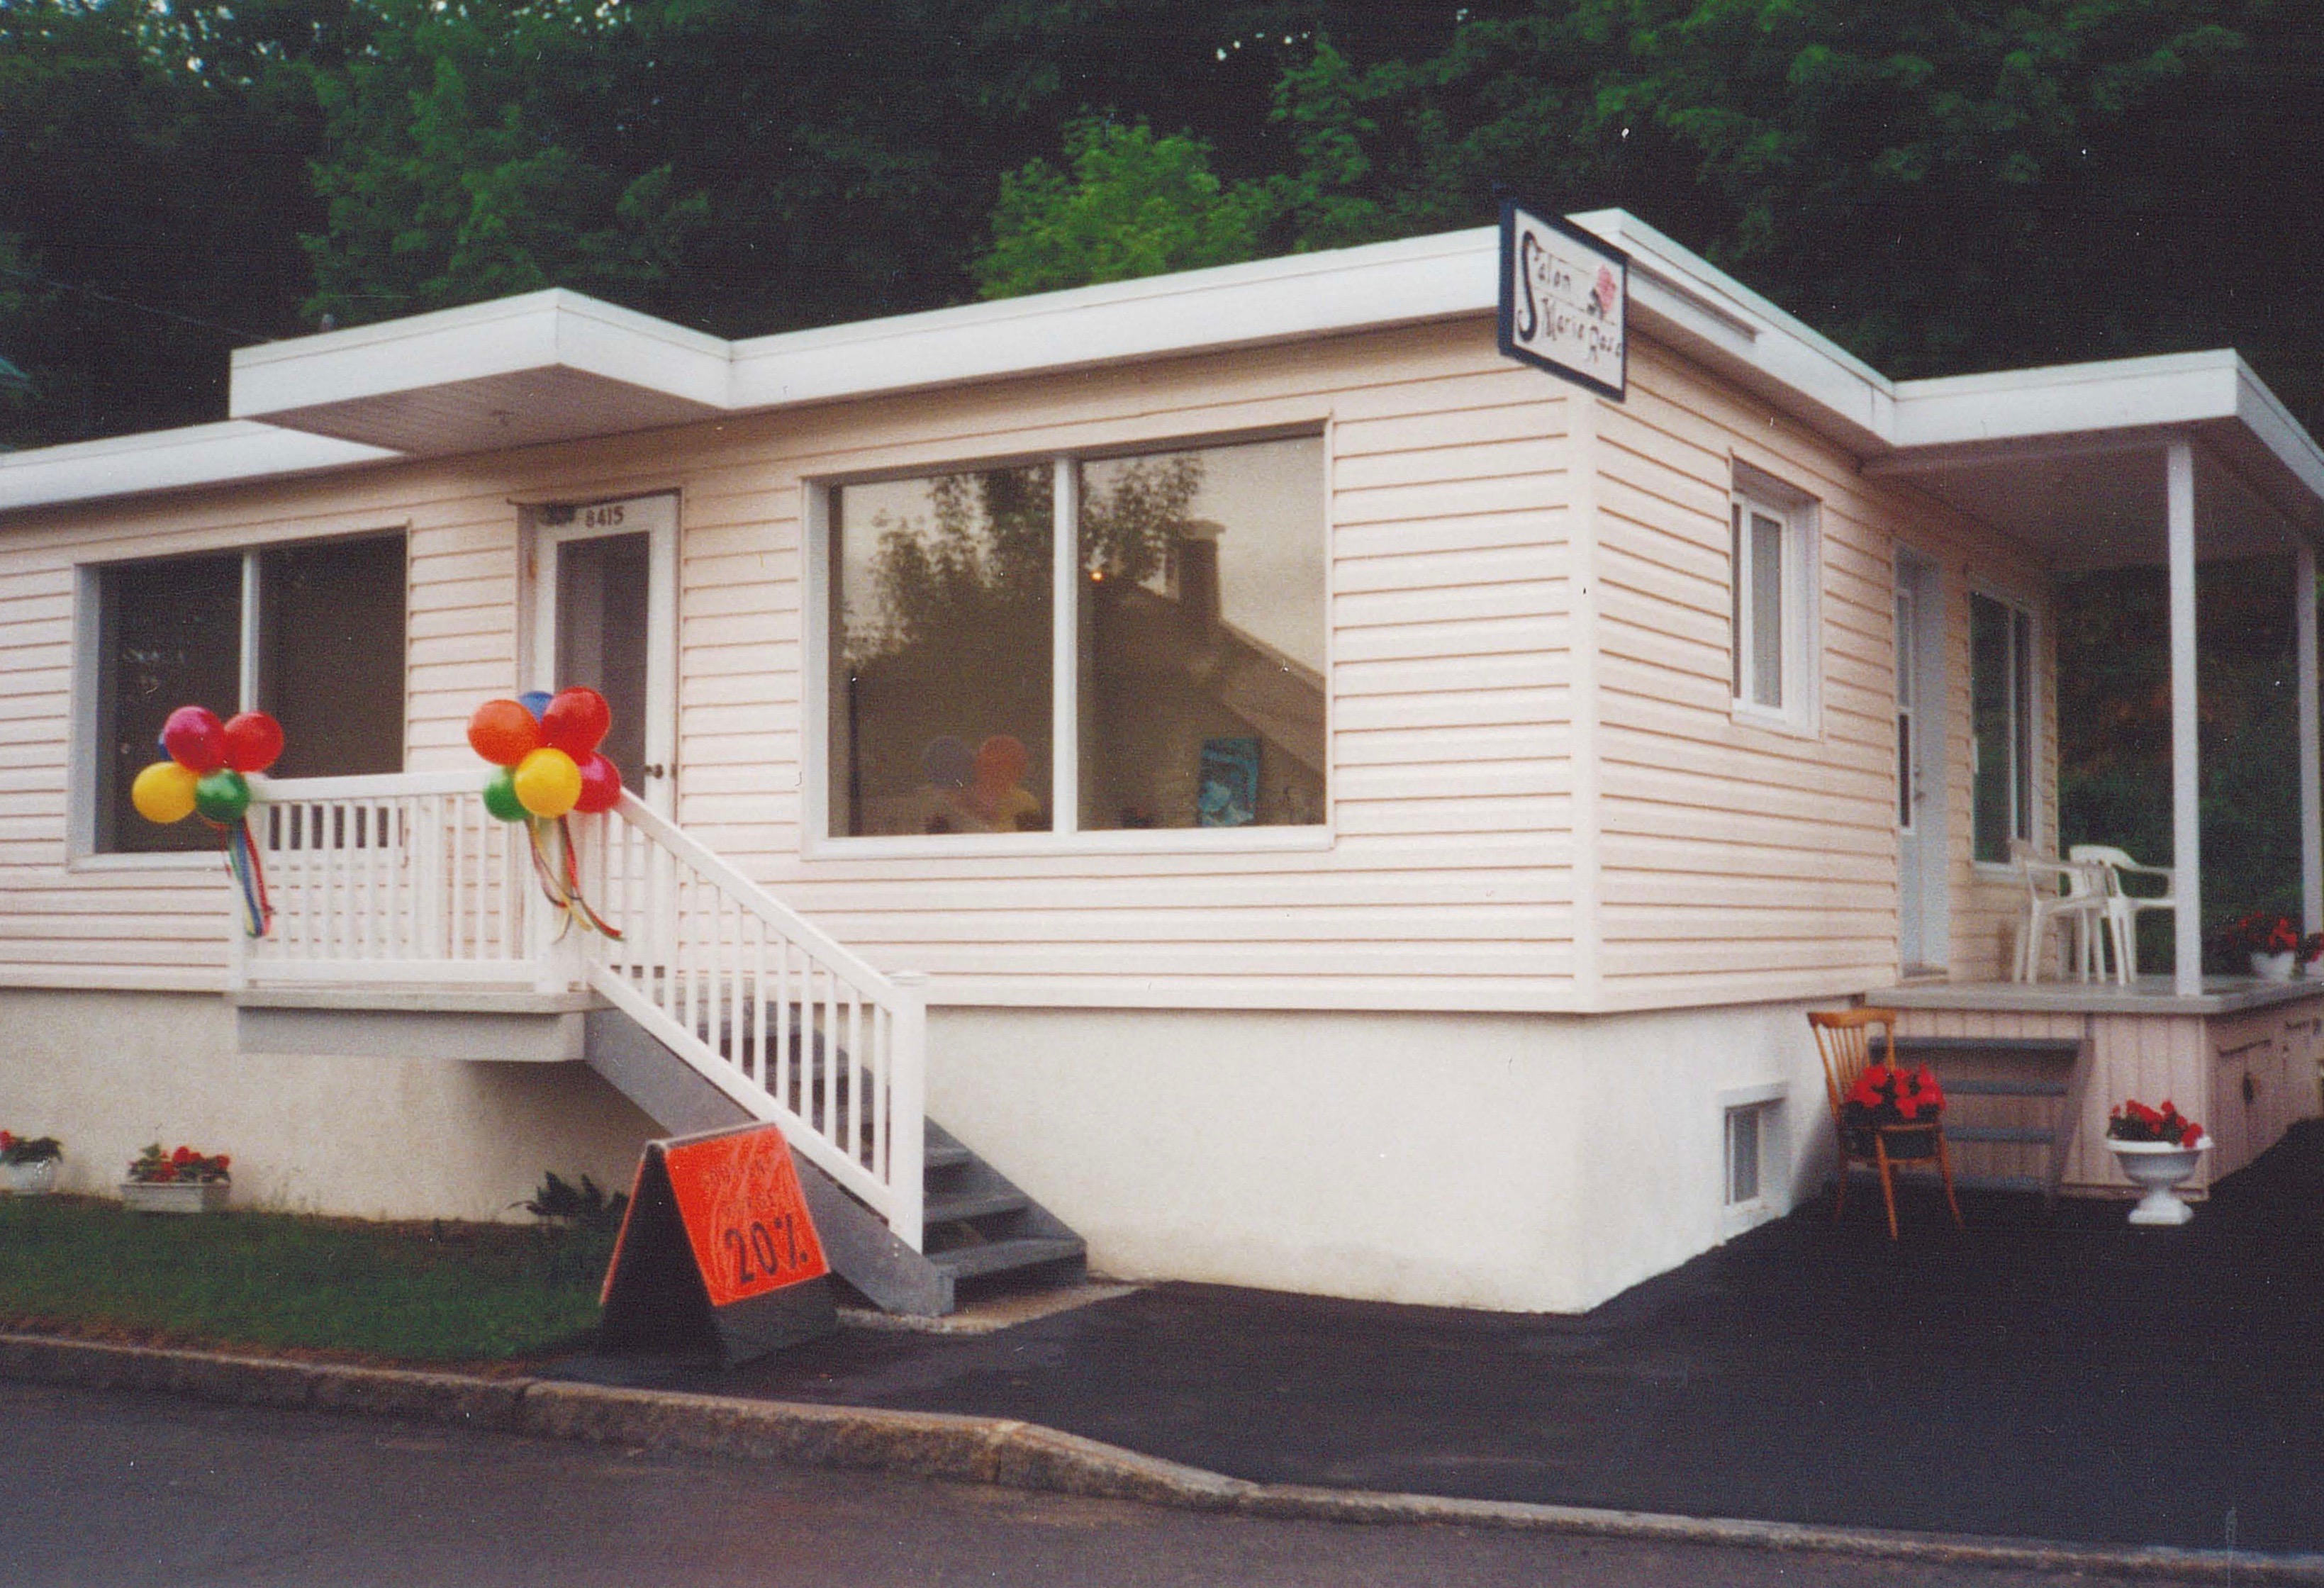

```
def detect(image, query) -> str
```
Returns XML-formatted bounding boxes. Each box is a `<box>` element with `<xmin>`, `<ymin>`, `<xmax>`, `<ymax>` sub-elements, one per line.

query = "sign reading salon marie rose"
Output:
<box><xmin>1497</xmin><ymin>200</ymin><xmax>1628</xmax><ymax>401</ymax></box>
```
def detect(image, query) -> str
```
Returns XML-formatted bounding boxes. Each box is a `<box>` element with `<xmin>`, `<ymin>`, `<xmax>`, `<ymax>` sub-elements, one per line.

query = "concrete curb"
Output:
<box><xmin>4</xmin><ymin>1333</ymin><xmax>2318</xmax><ymax>1584</ymax></box>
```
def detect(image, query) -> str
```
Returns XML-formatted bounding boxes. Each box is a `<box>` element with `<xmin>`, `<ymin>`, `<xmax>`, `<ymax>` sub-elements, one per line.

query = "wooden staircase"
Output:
<box><xmin>583</xmin><ymin>1006</ymin><xmax>1085</xmax><ymax>1316</ymax></box>
<box><xmin>1882</xmin><ymin>1032</ymin><xmax>2091</xmax><ymax>1204</ymax></box>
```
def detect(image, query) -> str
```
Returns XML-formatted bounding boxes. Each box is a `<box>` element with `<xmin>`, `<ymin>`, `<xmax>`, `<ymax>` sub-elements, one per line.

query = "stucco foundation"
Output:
<box><xmin>0</xmin><ymin>989</ymin><xmax>656</xmax><ymax>1221</ymax></box>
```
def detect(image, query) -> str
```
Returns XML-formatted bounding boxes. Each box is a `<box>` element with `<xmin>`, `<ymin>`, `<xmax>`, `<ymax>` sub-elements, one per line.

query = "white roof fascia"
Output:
<box><xmin>230</xmin><ymin>289</ymin><xmax>732</xmax><ymax>418</ymax></box>
<box><xmin>0</xmin><ymin>421</ymin><xmax>399</xmax><ymax>514</ymax></box>
<box><xmin>1568</xmin><ymin>209</ymin><xmax>1895</xmax><ymax>453</ymax></box>
<box><xmin>1887</xmin><ymin>350</ymin><xmax>2244</xmax><ymax>452</ymax></box>
<box><xmin>726</xmin><ymin>228</ymin><xmax>1500</xmax><ymax>409</ymax></box>
<box><xmin>2234</xmin><ymin>354</ymin><xmax>2324</xmax><ymax>512</ymax></box>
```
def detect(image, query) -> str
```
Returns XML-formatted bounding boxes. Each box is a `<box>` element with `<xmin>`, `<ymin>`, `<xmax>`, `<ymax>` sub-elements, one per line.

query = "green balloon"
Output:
<box><xmin>194</xmin><ymin>769</ymin><xmax>250</xmax><ymax>823</ymax></box>
<box><xmin>482</xmin><ymin>768</ymin><xmax>527</xmax><ymax>822</ymax></box>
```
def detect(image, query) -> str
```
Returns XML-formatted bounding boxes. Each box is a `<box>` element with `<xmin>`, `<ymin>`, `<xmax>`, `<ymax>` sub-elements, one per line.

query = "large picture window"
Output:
<box><xmin>90</xmin><ymin>535</ymin><xmax>408</xmax><ymax>854</ymax></box>
<box><xmin>1970</xmin><ymin>590</ymin><xmax>2034</xmax><ymax>864</ymax></box>
<box><xmin>827</xmin><ymin>435</ymin><xmax>1325</xmax><ymax>839</ymax></box>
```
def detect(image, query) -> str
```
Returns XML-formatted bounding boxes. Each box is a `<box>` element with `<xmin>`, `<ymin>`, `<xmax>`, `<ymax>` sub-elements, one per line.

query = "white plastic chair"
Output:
<box><xmin>2067</xmin><ymin>844</ymin><xmax>2179</xmax><ymax>983</ymax></box>
<box><xmin>2009</xmin><ymin>839</ymin><xmax>2109</xmax><ymax>983</ymax></box>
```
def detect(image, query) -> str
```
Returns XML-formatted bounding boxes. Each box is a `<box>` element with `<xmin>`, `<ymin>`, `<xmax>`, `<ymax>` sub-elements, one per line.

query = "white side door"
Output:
<box><xmin>530</xmin><ymin>493</ymin><xmax>678</xmax><ymax>815</ymax></box>
<box><xmin>1895</xmin><ymin>556</ymin><xmax>1946</xmax><ymax>973</ymax></box>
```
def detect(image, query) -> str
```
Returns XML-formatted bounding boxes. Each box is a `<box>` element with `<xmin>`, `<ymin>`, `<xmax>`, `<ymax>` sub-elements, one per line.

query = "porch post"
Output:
<box><xmin>2168</xmin><ymin>437</ymin><xmax>2203</xmax><ymax>996</ymax></box>
<box><xmin>2301</xmin><ymin>540</ymin><xmax>2321</xmax><ymax>933</ymax></box>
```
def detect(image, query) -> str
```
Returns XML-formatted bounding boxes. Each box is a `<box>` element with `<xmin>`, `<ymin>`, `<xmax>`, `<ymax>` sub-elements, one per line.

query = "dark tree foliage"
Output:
<box><xmin>0</xmin><ymin>0</ymin><xmax>349</xmax><ymax>445</ymax></box>
<box><xmin>2057</xmin><ymin>558</ymin><xmax>2308</xmax><ymax>966</ymax></box>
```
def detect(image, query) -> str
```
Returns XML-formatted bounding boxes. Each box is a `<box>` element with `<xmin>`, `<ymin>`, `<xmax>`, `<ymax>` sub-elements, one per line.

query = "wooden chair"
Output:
<box><xmin>1807</xmin><ymin>1007</ymin><xmax>1965</xmax><ymax>1241</ymax></box>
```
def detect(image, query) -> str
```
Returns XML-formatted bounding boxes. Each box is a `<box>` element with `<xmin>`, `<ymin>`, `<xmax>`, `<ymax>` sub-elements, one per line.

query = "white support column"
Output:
<box><xmin>2301</xmin><ymin>541</ymin><xmax>2321</xmax><ymax>934</ymax></box>
<box><xmin>1051</xmin><ymin>456</ymin><xmax>1078</xmax><ymax>834</ymax></box>
<box><xmin>2168</xmin><ymin>438</ymin><xmax>2203</xmax><ymax>996</ymax></box>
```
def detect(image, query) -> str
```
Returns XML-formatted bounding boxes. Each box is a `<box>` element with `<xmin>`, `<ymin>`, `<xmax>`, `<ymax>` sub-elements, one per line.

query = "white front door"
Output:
<box><xmin>530</xmin><ymin>493</ymin><xmax>678</xmax><ymax>814</ymax></box>
<box><xmin>1896</xmin><ymin>554</ymin><xmax>1945</xmax><ymax>972</ymax></box>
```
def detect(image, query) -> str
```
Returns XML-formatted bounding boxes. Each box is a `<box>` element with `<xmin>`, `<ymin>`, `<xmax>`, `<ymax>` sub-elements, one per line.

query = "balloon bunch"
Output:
<box><xmin>467</xmin><ymin>688</ymin><xmax>622</xmax><ymax>939</ymax></box>
<box><xmin>130</xmin><ymin>706</ymin><xmax>286</xmax><ymax>936</ymax></box>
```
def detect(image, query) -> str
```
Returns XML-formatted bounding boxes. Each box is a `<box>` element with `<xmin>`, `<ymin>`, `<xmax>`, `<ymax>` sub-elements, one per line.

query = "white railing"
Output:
<box><xmin>577</xmin><ymin>793</ymin><xmax>924</xmax><ymax>1248</ymax></box>
<box><xmin>234</xmin><ymin>774</ymin><xmax>927</xmax><ymax>1250</ymax></box>
<box><xmin>233</xmin><ymin>771</ymin><xmax>532</xmax><ymax>986</ymax></box>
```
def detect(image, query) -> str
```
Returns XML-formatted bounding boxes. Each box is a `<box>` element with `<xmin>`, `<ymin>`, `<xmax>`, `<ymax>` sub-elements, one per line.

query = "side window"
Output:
<box><xmin>1970</xmin><ymin>591</ymin><xmax>2034</xmax><ymax>863</ymax></box>
<box><xmin>90</xmin><ymin>535</ymin><xmax>408</xmax><ymax>854</ymax></box>
<box><xmin>1729</xmin><ymin>471</ymin><xmax>1816</xmax><ymax>728</ymax></box>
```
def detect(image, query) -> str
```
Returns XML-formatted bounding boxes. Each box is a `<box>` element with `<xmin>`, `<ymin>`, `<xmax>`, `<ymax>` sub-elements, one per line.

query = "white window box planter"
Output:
<box><xmin>3</xmin><ymin>1159</ymin><xmax>58</xmax><ymax>1195</ymax></box>
<box><xmin>120</xmin><ymin>1180</ymin><xmax>230</xmax><ymax>1215</ymax></box>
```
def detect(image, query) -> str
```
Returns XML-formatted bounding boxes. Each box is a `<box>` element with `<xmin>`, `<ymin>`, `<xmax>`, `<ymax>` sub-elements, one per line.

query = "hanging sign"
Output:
<box><xmin>598</xmin><ymin>1122</ymin><xmax>835</xmax><ymax>1365</ymax></box>
<box><xmin>1497</xmin><ymin>200</ymin><xmax>1627</xmax><ymax>400</ymax></box>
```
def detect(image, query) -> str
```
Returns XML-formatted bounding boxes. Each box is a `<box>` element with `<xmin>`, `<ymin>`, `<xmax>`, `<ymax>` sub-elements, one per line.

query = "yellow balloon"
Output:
<box><xmin>511</xmin><ymin>747</ymin><xmax>581</xmax><ymax>819</ymax></box>
<box><xmin>131</xmin><ymin>761</ymin><xmax>200</xmax><ymax>824</ymax></box>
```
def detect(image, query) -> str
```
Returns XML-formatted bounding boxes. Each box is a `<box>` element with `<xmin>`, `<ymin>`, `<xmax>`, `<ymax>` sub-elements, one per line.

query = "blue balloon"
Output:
<box><xmin>921</xmin><ymin>736</ymin><xmax>973</xmax><ymax>790</ymax></box>
<box><xmin>518</xmin><ymin>690</ymin><xmax>554</xmax><ymax>722</ymax></box>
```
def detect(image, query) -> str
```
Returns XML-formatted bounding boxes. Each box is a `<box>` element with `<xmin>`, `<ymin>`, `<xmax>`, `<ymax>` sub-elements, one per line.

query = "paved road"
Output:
<box><xmin>0</xmin><ymin>1381</ymin><xmax>2257</xmax><ymax>1587</ymax></box>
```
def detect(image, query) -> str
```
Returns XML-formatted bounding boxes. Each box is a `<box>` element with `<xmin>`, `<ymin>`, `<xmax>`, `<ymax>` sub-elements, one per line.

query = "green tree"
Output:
<box><xmin>973</xmin><ymin>119</ymin><xmax>1273</xmax><ymax>298</ymax></box>
<box><xmin>0</xmin><ymin>0</ymin><xmax>345</xmax><ymax>444</ymax></box>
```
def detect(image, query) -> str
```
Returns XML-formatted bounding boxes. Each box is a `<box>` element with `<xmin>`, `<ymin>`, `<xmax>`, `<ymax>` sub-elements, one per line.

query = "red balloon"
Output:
<box><xmin>467</xmin><ymin>699</ymin><xmax>544</xmax><ymax>767</ymax></box>
<box><xmin>220</xmin><ymin>710</ymin><xmax>285</xmax><ymax>773</ymax></box>
<box><xmin>162</xmin><ymin>706</ymin><xmax>226</xmax><ymax>774</ymax></box>
<box><xmin>541</xmin><ymin>687</ymin><xmax>611</xmax><ymax>756</ymax></box>
<box><xmin>572</xmin><ymin>751</ymin><xmax>624</xmax><ymax>814</ymax></box>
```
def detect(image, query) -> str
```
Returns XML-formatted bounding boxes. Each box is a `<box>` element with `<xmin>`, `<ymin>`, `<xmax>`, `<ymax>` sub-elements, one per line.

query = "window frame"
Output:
<box><xmin>1968</xmin><ymin>584</ymin><xmax>2039</xmax><ymax>872</ymax></box>
<box><xmin>69</xmin><ymin>532</ymin><xmax>410</xmax><ymax>870</ymax></box>
<box><xmin>803</xmin><ymin>425</ymin><xmax>1334</xmax><ymax>859</ymax></box>
<box><xmin>1717</xmin><ymin>1080</ymin><xmax>1789</xmax><ymax>1238</ymax></box>
<box><xmin>1728</xmin><ymin>465</ymin><xmax>1820</xmax><ymax>735</ymax></box>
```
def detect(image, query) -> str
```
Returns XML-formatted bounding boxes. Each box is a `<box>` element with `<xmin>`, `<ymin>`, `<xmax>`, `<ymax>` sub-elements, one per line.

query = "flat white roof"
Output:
<box><xmin>1</xmin><ymin>211</ymin><xmax>2317</xmax><ymax>547</ymax></box>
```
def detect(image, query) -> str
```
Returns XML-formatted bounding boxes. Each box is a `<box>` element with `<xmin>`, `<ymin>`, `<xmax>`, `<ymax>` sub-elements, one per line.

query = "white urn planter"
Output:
<box><xmin>2</xmin><ymin>1158</ymin><xmax>57</xmax><ymax>1195</ymax></box>
<box><xmin>2250</xmin><ymin>951</ymin><xmax>2296</xmax><ymax>982</ymax></box>
<box><xmin>120</xmin><ymin>1179</ymin><xmax>230</xmax><ymax>1215</ymax></box>
<box><xmin>2105</xmin><ymin>1136</ymin><xmax>2213</xmax><ymax>1226</ymax></box>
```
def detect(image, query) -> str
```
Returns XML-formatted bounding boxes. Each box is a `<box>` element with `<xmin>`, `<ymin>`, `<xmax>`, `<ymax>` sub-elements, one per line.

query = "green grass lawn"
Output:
<box><xmin>0</xmin><ymin>1195</ymin><xmax>613</xmax><ymax>1365</ymax></box>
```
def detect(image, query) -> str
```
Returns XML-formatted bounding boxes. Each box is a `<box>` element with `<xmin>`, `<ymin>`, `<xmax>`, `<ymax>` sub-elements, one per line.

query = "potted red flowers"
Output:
<box><xmin>121</xmin><ymin>1143</ymin><xmax>232</xmax><ymax>1214</ymax></box>
<box><xmin>1843</xmin><ymin>1062</ymin><xmax>1947</xmax><ymax>1156</ymax></box>
<box><xmin>1</xmin><ymin>1131</ymin><xmax>62</xmax><ymax>1195</ymax></box>
<box><xmin>2104</xmin><ymin>1100</ymin><xmax>2211</xmax><ymax>1226</ymax></box>
<box><xmin>2221</xmin><ymin>912</ymin><xmax>2300</xmax><ymax>980</ymax></box>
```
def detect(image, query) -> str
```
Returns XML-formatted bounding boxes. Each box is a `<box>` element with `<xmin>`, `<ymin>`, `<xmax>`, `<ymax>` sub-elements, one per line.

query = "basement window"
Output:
<box><xmin>1719</xmin><ymin>1081</ymin><xmax>1789</xmax><ymax>1237</ymax></box>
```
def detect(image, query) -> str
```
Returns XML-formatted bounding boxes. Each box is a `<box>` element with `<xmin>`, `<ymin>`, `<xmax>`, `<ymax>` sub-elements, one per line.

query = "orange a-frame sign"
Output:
<box><xmin>598</xmin><ymin>1122</ymin><xmax>834</xmax><ymax>1365</ymax></box>
<box><xmin>659</xmin><ymin>1123</ymin><xmax>828</xmax><ymax>1306</ymax></box>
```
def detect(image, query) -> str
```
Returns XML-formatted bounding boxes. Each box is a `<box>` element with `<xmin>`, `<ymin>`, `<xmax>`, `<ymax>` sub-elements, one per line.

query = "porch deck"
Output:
<box><xmin>1861</xmin><ymin>976</ymin><xmax>2324</xmax><ymax>1199</ymax></box>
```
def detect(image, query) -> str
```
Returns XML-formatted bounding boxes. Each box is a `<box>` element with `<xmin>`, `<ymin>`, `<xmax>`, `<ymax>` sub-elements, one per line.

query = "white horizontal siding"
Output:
<box><xmin>0</xmin><ymin>317</ymin><xmax>1581</xmax><ymax>1010</ymax></box>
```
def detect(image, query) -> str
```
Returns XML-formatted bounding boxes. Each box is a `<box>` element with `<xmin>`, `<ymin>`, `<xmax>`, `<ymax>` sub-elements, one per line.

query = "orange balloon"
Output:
<box><xmin>976</xmin><ymin>734</ymin><xmax>1029</xmax><ymax>790</ymax></box>
<box><xmin>467</xmin><ymin>699</ymin><xmax>544</xmax><ymax>767</ymax></box>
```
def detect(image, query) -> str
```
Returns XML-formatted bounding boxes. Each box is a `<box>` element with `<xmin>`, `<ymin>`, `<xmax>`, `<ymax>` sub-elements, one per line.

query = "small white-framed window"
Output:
<box><xmin>1729</xmin><ymin>466</ymin><xmax>1817</xmax><ymax>731</ymax></box>
<box><xmin>1970</xmin><ymin>588</ymin><xmax>2035</xmax><ymax>866</ymax></box>
<box><xmin>76</xmin><ymin>535</ymin><xmax>408</xmax><ymax>856</ymax></box>
<box><xmin>819</xmin><ymin>432</ymin><xmax>1326</xmax><ymax>842</ymax></box>
<box><xmin>1719</xmin><ymin>1080</ymin><xmax>1789</xmax><ymax>1237</ymax></box>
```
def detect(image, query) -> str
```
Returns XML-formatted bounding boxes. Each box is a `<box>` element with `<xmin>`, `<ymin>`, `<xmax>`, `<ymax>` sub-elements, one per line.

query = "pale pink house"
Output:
<box><xmin>1</xmin><ymin>211</ymin><xmax>2318</xmax><ymax>1315</ymax></box>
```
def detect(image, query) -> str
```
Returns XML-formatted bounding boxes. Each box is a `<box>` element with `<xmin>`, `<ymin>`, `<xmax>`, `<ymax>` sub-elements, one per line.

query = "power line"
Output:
<box><xmin>0</xmin><ymin>257</ymin><xmax>270</xmax><ymax>343</ymax></box>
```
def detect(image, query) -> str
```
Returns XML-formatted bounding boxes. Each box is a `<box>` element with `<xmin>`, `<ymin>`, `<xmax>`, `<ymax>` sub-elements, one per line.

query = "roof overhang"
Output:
<box><xmin>1</xmin><ymin>211</ymin><xmax>2318</xmax><ymax>555</ymax></box>
<box><xmin>0</xmin><ymin>422</ymin><xmax>397</xmax><ymax>515</ymax></box>
<box><xmin>230</xmin><ymin>289</ymin><xmax>732</xmax><ymax>455</ymax></box>
<box><xmin>1871</xmin><ymin>353</ymin><xmax>2324</xmax><ymax>569</ymax></box>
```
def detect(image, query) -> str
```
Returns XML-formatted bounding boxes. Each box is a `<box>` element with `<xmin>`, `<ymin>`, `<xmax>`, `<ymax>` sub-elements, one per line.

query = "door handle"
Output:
<box><xmin>642</xmin><ymin>764</ymin><xmax>667</xmax><ymax>779</ymax></box>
